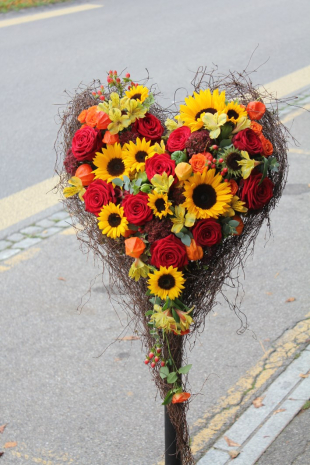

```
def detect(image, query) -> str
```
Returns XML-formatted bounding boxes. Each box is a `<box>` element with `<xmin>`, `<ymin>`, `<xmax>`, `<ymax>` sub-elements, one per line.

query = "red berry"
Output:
<box><xmin>151</xmin><ymin>362</ymin><xmax>156</xmax><ymax>368</ymax></box>
<box><xmin>126</xmin><ymin>73</ymin><xmax>130</xmax><ymax>78</ymax></box>
<box><xmin>154</xmin><ymin>356</ymin><xmax>159</xmax><ymax>363</ymax></box>
<box><xmin>100</xmin><ymin>85</ymin><xmax>104</xmax><ymax>89</ymax></box>
<box><xmin>116</xmin><ymin>78</ymin><xmax>121</xmax><ymax>83</ymax></box>
<box><xmin>212</xmin><ymin>145</ymin><xmax>219</xmax><ymax>150</ymax></box>
<box><xmin>92</xmin><ymin>91</ymin><xmax>96</xmax><ymax>96</ymax></box>
<box><xmin>161</xmin><ymin>361</ymin><xmax>165</xmax><ymax>367</ymax></box>
<box><xmin>113</xmin><ymin>70</ymin><xmax>117</xmax><ymax>75</ymax></box>
<box><xmin>149</xmin><ymin>352</ymin><xmax>154</xmax><ymax>359</ymax></box>
<box><xmin>223</xmin><ymin>167</ymin><xmax>228</xmax><ymax>173</ymax></box>
<box><xmin>211</xmin><ymin>164</ymin><xmax>216</xmax><ymax>169</ymax></box>
<box><xmin>207</xmin><ymin>160</ymin><xmax>211</xmax><ymax>165</ymax></box>
<box><xmin>107</xmin><ymin>77</ymin><xmax>113</xmax><ymax>83</ymax></box>
<box><xmin>224</xmin><ymin>179</ymin><xmax>229</xmax><ymax>182</ymax></box>
<box><xmin>221</xmin><ymin>171</ymin><xmax>225</xmax><ymax>176</ymax></box>
<box><xmin>219</xmin><ymin>158</ymin><xmax>224</xmax><ymax>163</ymax></box>
<box><xmin>135</xmin><ymin>83</ymin><xmax>139</xmax><ymax>87</ymax></box>
<box><xmin>144</xmin><ymin>359</ymin><xmax>149</xmax><ymax>365</ymax></box>
<box><xmin>99</xmin><ymin>96</ymin><xmax>105</xmax><ymax>101</ymax></box>
<box><xmin>98</xmin><ymin>90</ymin><xmax>102</xmax><ymax>95</ymax></box>
<box><xmin>156</xmin><ymin>348</ymin><xmax>161</xmax><ymax>354</ymax></box>
<box><xmin>109</xmin><ymin>70</ymin><xmax>113</xmax><ymax>75</ymax></box>
<box><xmin>130</xmin><ymin>81</ymin><xmax>134</xmax><ymax>86</ymax></box>
<box><xmin>212</xmin><ymin>158</ymin><xmax>216</xmax><ymax>163</ymax></box>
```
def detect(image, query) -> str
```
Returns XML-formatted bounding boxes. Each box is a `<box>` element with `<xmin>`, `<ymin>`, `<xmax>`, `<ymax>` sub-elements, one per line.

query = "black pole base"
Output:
<box><xmin>165</xmin><ymin>406</ymin><xmax>182</xmax><ymax>465</ymax></box>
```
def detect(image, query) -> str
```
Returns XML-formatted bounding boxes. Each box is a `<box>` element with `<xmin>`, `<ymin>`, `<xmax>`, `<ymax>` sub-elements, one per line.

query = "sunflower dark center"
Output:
<box><xmin>107</xmin><ymin>158</ymin><xmax>125</xmax><ymax>176</ymax></box>
<box><xmin>135</xmin><ymin>150</ymin><xmax>148</xmax><ymax>163</ymax></box>
<box><xmin>195</xmin><ymin>108</ymin><xmax>217</xmax><ymax>120</ymax></box>
<box><xmin>158</xmin><ymin>274</ymin><xmax>176</xmax><ymax>290</ymax></box>
<box><xmin>131</xmin><ymin>93</ymin><xmax>142</xmax><ymax>100</ymax></box>
<box><xmin>227</xmin><ymin>109</ymin><xmax>239</xmax><ymax>120</ymax></box>
<box><xmin>192</xmin><ymin>184</ymin><xmax>216</xmax><ymax>210</ymax></box>
<box><xmin>155</xmin><ymin>198</ymin><xmax>166</xmax><ymax>212</ymax></box>
<box><xmin>226</xmin><ymin>152</ymin><xmax>242</xmax><ymax>171</ymax></box>
<box><xmin>108</xmin><ymin>213</ymin><xmax>121</xmax><ymax>227</ymax></box>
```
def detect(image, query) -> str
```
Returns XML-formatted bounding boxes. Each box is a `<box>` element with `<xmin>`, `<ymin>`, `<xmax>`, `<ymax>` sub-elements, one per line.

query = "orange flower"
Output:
<box><xmin>250</xmin><ymin>121</ymin><xmax>262</xmax><ymax>135</ymax></box>
<box><xmin>175</xmin><ymin>162</ymin><xmax>192</xmax><ymax>181</ymax></box>
<box><xmin>123</xmin><ymin>229</ymin><xmax>136</xmax><ymax>238</ymax></box>
<box><xmin>75</xmin><ymin>164</ymin><xmax>95</xmax><ymax>186</ymax></box>
<box><xmin>259</xmin><ymin>134</ymin><xmax>273</xmax><ymax>157</ymax></box>
<box><xmin>103</xmin><ymin>131</ymin><xmax>120</xmax><ymax>145</ymax></box>
<box><xmin>189</xmin><ymin>153</ymin><xmax>207</xmax><ymax>173</ymax></box>
<box><xmin>125</xmin><ymin>237</ymin><xmax>146</xmax><ymax>258</ymax></box>
<box><xmin>232</xmin><ymin>215</ymin><xmax>244</xmax><ymax>236</ymax></box>
<box><xmin>85</xmin><ymin>106</ymin><xmax>99</xmax><ymax>128</ymax></box>
<box><xmin>78</xmin><ymin>109</ymin><xmax>88</xmax><ymax>124</ymax></box>
<box><xmin>228</xmin><ymin>179</ymin><xmax>238</xmax><ymax>195</ymax></box>
<box><xmin>186</xmin><ymin>239</ymin><xmax>203</xmax><ymax>261</ymax></box>
<box><xmin>246</xmin><ymin>101</ymin><xmax>266</xmax><ymax>121</ymax></box>
<box><xmin>172</xmin><ymin>392</ymin><xmax>191</xmax><ymax>404</ymax></box>
<box><xmin>96</xmin><ymin>112</ymin><xmax>111</xmax><ymax>130</ymax></box>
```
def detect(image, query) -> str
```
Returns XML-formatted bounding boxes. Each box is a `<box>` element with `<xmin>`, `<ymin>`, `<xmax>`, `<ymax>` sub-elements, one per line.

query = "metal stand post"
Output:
<box><xmin>165</xmin><ymin>406</ymin><xmax>182</xmax><ymax>465</ymax></box>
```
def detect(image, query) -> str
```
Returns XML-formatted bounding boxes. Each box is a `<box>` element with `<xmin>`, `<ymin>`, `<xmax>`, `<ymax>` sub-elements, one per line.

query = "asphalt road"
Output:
<box><xmin>0</xmin><ymin>1</ymin><xmax>310</xmax><ymax>464</ymax></box>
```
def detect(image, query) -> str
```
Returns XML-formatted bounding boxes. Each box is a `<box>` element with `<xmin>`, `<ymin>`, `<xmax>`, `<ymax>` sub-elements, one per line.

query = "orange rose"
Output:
<box><xmin>96</xmin><ymin>112</ymin><xmax>111</xmax><ymax>130</ymax></box>
<box><xmin>246</xmin><ymin>101</ymin><xmax>266</xmax><ymax>120</ymax></box>
<box><xmin>189</xmin><ymin>153</ymin><xmax>207</xmax><ymax>173</ymax></box>
<box><xmin>259</xmin><ymin>134</ymin><xmax>273</xmax><ymax>157</ymax></box>
<box><xmin>228</xmin><ymin>179</ymin><xmax>238</xmax><ymax>195</ymax></box>
<box><xmin>85</xmin><ymin>106</ymin><xmax>99</xmax><ymax>128</ymax></box>
<box><xmin>125</xmin><ymin>237</ymin><xmax>146</xmax><ymax>258</ymax></box>
<box><xmin>172</xmin><ymin>392</ymin><xmax>191</xmax><ymax>404</ymax></box>
<box><xmin>232</xmin><ymin>215</ymin><xmax>244</xmax><ymax>236</ymax></box>
<box><xmin>78</xmin><ymin>109</ymin><xmax>88</xmax><ymax>124</ymax></box>
<box><xmin>250</xmin><ymin>121</ymin><xmax>262</xmax><ymax>135</ymax></box>
<box><xmin>102</xmin><ymin>131</ymin><xmax>120</xmax><ymax>145</ymax></box>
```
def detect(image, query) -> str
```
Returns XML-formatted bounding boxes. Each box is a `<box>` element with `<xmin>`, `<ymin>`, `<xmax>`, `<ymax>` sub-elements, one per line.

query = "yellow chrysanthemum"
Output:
<box><xmin>147</xmin><ymin>192</ymin><xmax>173</xmax><ymax>219</ymax></box>
<box><xmin>180</xmin><ymin>89</ymin><xmax>226</xmax><ymax>132</ymax></box>
<box><xmin>123</xmin><ymin>137</ymin><xmax>156</xmax><ymax>173</ymax></box>
<box><xmin>125</xmin><ymin>85</ymin><xmax>149</xmax><ymax>103</ymax></box>
<box><xmin>93</xmin><ymin>143</ymin><xmax>130</xmax><ymax>183</ymax></box>
<box><xmin>148</xmin><ymin>266</ymin><xmax>185</xmax><ymax>301</ymax></box>
<box><xmin>182</xmin><ymin>168</ymin><xmax>232</xmax><ymax>219</ymax></box>
<box><xmin>222</xmin><ymin>101</ymin><xmax>248</xmax><ymax>125</ymax></box>
<box><xmin>98</xmin><ymin>202</ymin><xmax>128</xmax><ymax>239</ymax></box>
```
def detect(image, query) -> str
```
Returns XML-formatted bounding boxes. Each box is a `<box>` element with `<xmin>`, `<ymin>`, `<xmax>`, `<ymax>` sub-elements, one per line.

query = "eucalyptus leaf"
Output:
<box><xmin>259</xmin><ymin>157</ymin><xmax>269</xmax><ymax>185</ymax></box>
<box><xmin>229</xmin><ymin>220</ymin><xmax>240</xmax><ymax>228</ymax></box>
<box><xmin>175</xmin><ymin>232</ymin><xmax>185</xmax><ymax>238</ymax></box>
<box><xmin>112</xmin><ymin>178</ymin><xmax>124</xmax><ymax>187</ymax></box>
<box><xmin>167</xmin><ymin>372</ymin><xmax>178</xmax><ymax>384</ymax></box>
<box><xmin>160</xmin><ymin>366</ymin><xmax>169</xmax><ymax>379</ymax></box>
<box><xmin>178</xmin><ymin>364</ymin><xmax>192</xmax><ymax>375</ymax></box>
<box><xmin>181</xmin><ymin>234</ymin><xmax>191</xmax><ymax>246</ymax></box>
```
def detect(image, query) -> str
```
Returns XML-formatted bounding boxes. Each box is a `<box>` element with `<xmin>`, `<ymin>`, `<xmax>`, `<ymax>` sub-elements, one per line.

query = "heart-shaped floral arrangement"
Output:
<box><xmin>56</xmin><ymin>68</ymin><xmax>288</xmax><ymax>463</ymax></box>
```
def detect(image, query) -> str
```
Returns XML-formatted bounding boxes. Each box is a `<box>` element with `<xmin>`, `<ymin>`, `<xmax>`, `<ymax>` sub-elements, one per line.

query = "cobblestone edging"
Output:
<box><xmin>0</xmin><ymin>211</ymin><xmax>72</xmax><ymax>261</ymax></box>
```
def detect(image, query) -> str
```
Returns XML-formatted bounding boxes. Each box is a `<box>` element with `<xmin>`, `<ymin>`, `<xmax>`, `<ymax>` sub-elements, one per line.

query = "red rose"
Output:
<box><xmin>233</xmin><ymin>128</ymin><xmax>263</xmax><ymax>156</ymax></box>
<box><xmin>192</xmin><ymin>219</ymin><xmax>222</xmax><ymax>247</ymax></box>
<box><xmin>240</xmin><ymin>172</ymin><xmax>274</xmax><ymax>210</ymax></box>
<box><xmin>150</xmin><ymin>234</ymin><xmax>188</xmax><ymax>269</ymax></box>
<box><xmin>122</xmin><ymin>192</ymin><xmax>153</xmax><ymax>226</ymax></box>
<box><xmin>167</xmin><ymin>126</ymin><xmax>191</xmax><ymax>152</ymax></box>
<box><xmin>71</xmin><ymin>126</ymin><xmax>102</xmax><ymax>162</ymax></box>
<box><xmin>83</xmin><ymin>179</ymin><xmax>116</xmax><ymax>216</ymax></box>
<box><xmin>133</xmin><ymin>113</ymin><xmax>164</xmax><ymax>141</ymax></box>
<box><xmin>145</xmin><ymin>153</ymin><xmax>175</xmax><ymax>181</ymax></box>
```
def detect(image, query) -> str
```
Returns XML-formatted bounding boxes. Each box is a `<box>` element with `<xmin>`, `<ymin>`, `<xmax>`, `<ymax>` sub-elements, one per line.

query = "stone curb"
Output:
<box><xmin>197</xmin><ymin>346</ymin><xmax>310</xmax><ymax>465</ymax></box>
<box><xmin>0</xmin><ymin>210</ymin><xmax>72</xmax><ymax>261</ymax></box>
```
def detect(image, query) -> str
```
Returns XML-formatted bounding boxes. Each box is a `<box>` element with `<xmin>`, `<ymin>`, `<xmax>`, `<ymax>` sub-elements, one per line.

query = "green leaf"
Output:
<box><xmin>112</xmin><ymin>178</ymin><xmax>124</xmax><ymax>187</ymax></box>
<box><xmin>145</xmin><ymin>310</ymin><xmax>153</xmax><ymax>316</ymax></box>
<box><xmin>269</xmin><ymin>157</ymin><xmax>279</xmax><ymax>172</ymax></box>
<box><xmin>228</xmin><ymin>220</ymin><xmax>239</xmax><ymax>228</ymax></box>
<box><xmin>219</xmin><ymin>139</ymin><xmax>232</xmax><ymax>148</ymax></box>
<box><xmin>162</xmin><ymin>390</ymin><xmax>174</xmax><ymax>405</ymax></box>
<box><xmin>172</xmin><ymin>308</ymin><xmax>180</xmax><ymax>323</ymax></box>
<box><xmin>143</xmin><ymin>94</ymin><xmax>155</xmax><ymax>109</ymax></box>
<box><xmin>140</xmin><ymin>183</ymin><xmax>152</xmax><ymax>193</ymax></box>
<box><xmin>173</xmin><ymin>298</ymin><xmax>186</xmax><ymax>310</ymax></box>
<box><xmin>259</xmin><ymin>157</ymin><xmax>269</xmax><ymax>185</ymax></box>
<box><xmin>167</xmin><ymin>372</ymin><xmax>178</xmax><ymax>384</ymax></box>
<box><xmin>219</xmin><ymin>122</ymin><xmax>233</xmax><ymax>140</ymax></box>
<box><xmin>175</xmin><ymin>232</ymin><xmax>185</xmax><ymax>238</ymax></box>
<box><xmin>178</xmin><ymin>364</ymin><xmax>192</xmax><ymax>375</ymax></box>
<box><xmin>160</xmin><ymin>366</ymin><xmax>169</xmax><ymax>379</ymax></box>
<box><xmin>162</xmin><ymin>298</ymin><xmax>171</xmax><ymax>311</ymax></box>
<box><xmin>128</xmin><ymin>223</ymin><xmax>139</xmax><ymax>231</ymax></box>
<box><xmin>123</xmin><ymin>175</ymin><xmax>130</xmax><ymax>184</ymax></box>
<box><xmin>132</xmin><ymin>185</ymin><xmax>140</xmax><ymax>195</ymax></box>
<box><xmin>181</xmin><ymin>234</ymin><xmax>191</xmax><ymax>247</ymax></box>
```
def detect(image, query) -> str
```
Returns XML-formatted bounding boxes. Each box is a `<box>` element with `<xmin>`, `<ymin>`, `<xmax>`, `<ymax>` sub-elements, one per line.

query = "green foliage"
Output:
<box><xmin>219</xmin><ymin>139</ymin><xmax>232</xmax><ymax>148</ymax></box>
<box><xmin>171</xmin><ymin>150</ymin><xmax>188</xmax><ymax>164</ymax></box>
<box><xmin>167</xmin><ymin>372</ymin><xmax>178</xmax><ymax>384</ymax></box>
<box><xmin>178</xmin><ymin>364</ymin><xmax>192</xmax><ymax>375</ymax></box>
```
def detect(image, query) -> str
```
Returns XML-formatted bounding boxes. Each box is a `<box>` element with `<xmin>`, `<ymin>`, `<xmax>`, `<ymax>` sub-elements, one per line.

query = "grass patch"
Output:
<box><xmin>302</xmin><ymin>400</ymin><xmax>310</xmax><ymax>410</ymax></box>
<box><xmin>0</xmin><ymin>0</ymin><xmax>69</xmax><ymax>14</ymax></box>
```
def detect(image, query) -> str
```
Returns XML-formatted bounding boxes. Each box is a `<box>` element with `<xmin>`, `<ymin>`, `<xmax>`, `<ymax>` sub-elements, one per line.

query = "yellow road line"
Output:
<box><xmin>0</xmin><ymin>247</ymin><xmax>40</xmax><ymax>273</ymax></box>
<box><xmin>0</xmin><ymin>177</ymin><xmax>60</xmax><ymax>232</ymax></box>
<box><xmin>281</xmin><ymin>102</ymin><xmax>310</xmax><ymax>124</ymax></box>
<box><xmin>259</xmin><ymin>64</ymin><xmax>310</xmax><ymax>98</ymax></box>
<box><xmin>289</xmin><ymin>148</ymin><xmax>310</xmax><ymax>155</ymax></box>
<box><xmin>0</xmin><ymin>4</ymin><xmax>102</xmax><ymax>28</ymax></box>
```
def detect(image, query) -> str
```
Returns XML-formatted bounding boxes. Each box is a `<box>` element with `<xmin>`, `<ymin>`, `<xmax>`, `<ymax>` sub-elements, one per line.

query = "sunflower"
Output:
<box><xmin>223</xmin><ymin>101</ymin><xmax>248</xmax><ymax>125</ymax></box>
<box><xmin>148</xmin><ymin>266</ymin><xmax>185</xmax><ymax>300</ymax></box>
<box><xmin>125</xmin><ymin>85</ymin><xmax>149</xmax><ymax>103</ymax></box>
<box><xmin>147</xmin><ymin>192</ymin><xmax>173</xmax><ymax>219</ymax></box>
<box><xmin>98</xmin><ymin>203</ymin><xmax>128</xmax><ymax>239</ymax></box>
<box><xmin>93</xmin><ymin>143</ymin><xmax>130</xmax><ymax>183</ymax></box>
<box><xmin>123</xmin><ymin>137</ymin><xmax>156</xmax><ymax>173</ymax></box>
<box><xmin>221</xmin><ymin>147</ymin><xmax>243</xmax><ymax>177</ymax></box>
<box><xmin>182</xmin><ymin>168</ymin><xmax>232</xmax><ymax>219</ymax></box>
<box><xmin>180</xmin><ymin>89</ymin><xmax>226</xmax><ymax>132</ymax></box>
